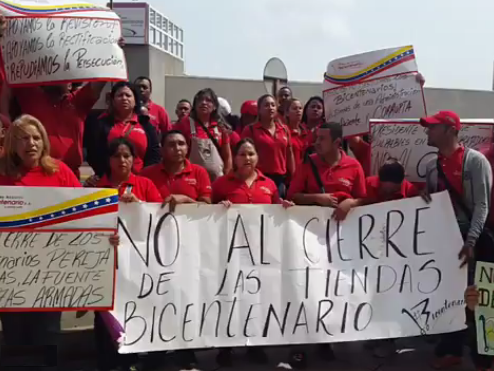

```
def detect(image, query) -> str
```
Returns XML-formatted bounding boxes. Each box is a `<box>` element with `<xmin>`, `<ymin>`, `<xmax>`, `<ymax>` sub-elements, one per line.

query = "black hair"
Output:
<box><xmin>277</xmin><ymin>86</ymin><xmax>292</xmax><ymax>96</ymax></box>
<box><xmin>257</xmin><ymin>94</ymin><xmax>276</xmax><ymax>120</ymax></box>
<box><xmin>134</xmin><ymin>76</ymin><xmax>152</xmax><ymax>91</ymax></box>
<box><xmin>106</xmin><ymin>137</ymin><xmax>136</xmax><ymax>176</ymax></box>
<box><xmin>302</xmin><ymin>96</ymin><xmax>325</xmax><ymax>124</ymax></box>
<box><xmin>161</xmin><ymin>129</ymin><xmax>186</xmax><ymax>147</ymax></box>
<box><xmin>233</xmin><ymin>137</ymin><xmax>256</xmax><ymax>156</ymax></box>
<box><xmin>177</xmin><ymin>99</ymin><xmax>191</xmax><ymax>107</ymax></box>
<box><xmin>110</xmin><ymin>81</ymin><xmax>142</xmax><ymax>114</ymax></box>
<box><xmin>319</xmin><ymin>122</ymin><xmax>343</xmax><ymax>142</ymax></box>
<box><xmin>224</xmin><ymin>114</ymin><xmax>241</xmax><ymax>131</ymax></box>
<box><xmin>378</xmin><ymin>158</ymin><xmax>405</xmax><ymax>184</ymax></box>
<box><xmin>190</xmin><ymin>88</ymin><xmax>221</xmax><ymax>123</ymax></box>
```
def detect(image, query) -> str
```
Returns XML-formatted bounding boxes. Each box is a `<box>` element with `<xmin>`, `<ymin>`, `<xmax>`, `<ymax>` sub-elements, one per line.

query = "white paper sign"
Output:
<box><xmin>0</xmin><ymin>186</ymin><xmax>118</xmax><ymax>310</ymax></box>
<box><xmin>0</xmin><ymin>231</ymin><xmax>115</xmax><ymax>309</ymax></box>
<box><xmin>475</xmin><ymin>262</ymin><xmax>494</xmax><ymax>356</ymax></box>
<box><xmin>113</xmin><ymin>192</ymin><xmax>466</xmax><ymax>353</ymax></box>
<box><xmin>323</xmin><ymin>46</ymin><xmax>426</xmax><ymax>138</ymax></box>
<box><xmin>370</xmin><ymin>119</ymin><xmax>494</xmax><ymax>182</ymax></box>
<box><xmin>0</xmin><ymin>0</ymin><xmax>127</xmax><ymax>86</ymax></box>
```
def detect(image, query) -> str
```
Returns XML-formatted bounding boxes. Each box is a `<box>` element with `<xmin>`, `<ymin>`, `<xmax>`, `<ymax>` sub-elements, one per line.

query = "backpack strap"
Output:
<box><xmin>307</xmin><ymin>155</ymin><xmax>325</xmax><ymax>194</ymax></box>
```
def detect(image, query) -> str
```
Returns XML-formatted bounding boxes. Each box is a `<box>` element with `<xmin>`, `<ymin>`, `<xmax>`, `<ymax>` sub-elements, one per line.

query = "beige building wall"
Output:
<box><xmin>164</xmin><ymin>75</ymin><xmax>494</xmax><ymax>121</ymax></box>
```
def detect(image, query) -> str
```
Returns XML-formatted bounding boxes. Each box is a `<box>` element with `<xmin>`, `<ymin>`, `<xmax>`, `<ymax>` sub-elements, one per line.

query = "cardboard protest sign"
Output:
<box><xmin>0</xmin><ymin>0</ymin><xmax>127</xmax><ymax>86</ymax></box>
<box><xmin>113</xmin><ymin>192</ymin><xmax>466</xmax><ymax>353</ymax></box>
<box><xmin>475</xmin><ymin>262</ymin><xmax>494</xmax><ymax>355</ymax></box>
<box><xmin>370</xmin><ymin>119</ymin><xmax>494</xmax><ymax>182</ymax></box>
<box><xmin>0</xmin><ymin>186</ymin><xmax>118</xmax><ymax>311</ymax></box>
<box><xmin>323</xmin><ymin>46</ymin><xmax>426</xmax><ymax>138</ymax></box>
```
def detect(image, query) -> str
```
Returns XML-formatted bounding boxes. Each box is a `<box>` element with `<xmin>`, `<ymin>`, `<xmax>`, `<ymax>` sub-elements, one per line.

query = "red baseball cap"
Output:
<box><xmin>420</xmin><ymin>111</ymin><xmax>461</xmax><ymax>131</ymax></box>
<box><xmin>241</xmin><ymin>100</ymin><xmax>258</xmax><ymax>116</ymax></box>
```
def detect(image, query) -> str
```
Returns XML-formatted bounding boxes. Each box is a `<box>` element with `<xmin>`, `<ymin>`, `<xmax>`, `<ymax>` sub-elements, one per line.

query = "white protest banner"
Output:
<box><xmin>0</xmin><ymin>186</ymin><xmax>118</xmax><ymax>311</ymax></box>
<box><xmin>475</xmin><ymin>262</ymin><xmax>494</xmax><ymax>355</ymax></box>
<box><xmin>0</xmin><ymin>0</ymin><xmax>127</xmax><ymax>86</ymax></box>
<box><xmin>323</xmin><ymin>46</ymin><xmax>426</xmax><ymax>138</ymax></box>
<box><xmin>370</xmin><ymin>119</ymin><xmax>494</xmax><ymax>182</ymax></box>
<box><xmin>112</xmin><ymin>192</ymin><xmax>466</xmax><ymax>353</ymax></box>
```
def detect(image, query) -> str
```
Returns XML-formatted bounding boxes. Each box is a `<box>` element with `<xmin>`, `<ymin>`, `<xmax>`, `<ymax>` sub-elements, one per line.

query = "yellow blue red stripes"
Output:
<box><xmin>324</xmin><ymin>46</ymin><xmax>415</xmax><ymax>85</ymax></box>
<box><xmin>0</xmin><ymin>189</ymin><xmax>118</xmax><ymax>229</ymax></box>
<box><xmin>0</xmin><ymin>0</ymin><xmax>107</xmax><ymax>15</ymax></box>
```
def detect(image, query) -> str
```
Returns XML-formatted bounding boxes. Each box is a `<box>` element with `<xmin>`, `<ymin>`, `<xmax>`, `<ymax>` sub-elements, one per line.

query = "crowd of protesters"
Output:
<box><xmin>0</xmin><ymin>19</ymin><xmax>493</xmax><ymax>371</ymax></box>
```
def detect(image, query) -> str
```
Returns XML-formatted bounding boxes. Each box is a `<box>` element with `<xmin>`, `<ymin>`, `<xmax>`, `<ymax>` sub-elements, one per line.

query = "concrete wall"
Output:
<box><xmin>93</xmin><ymin>45</ymin><xmax>184</xmax><ymax>111</ymax></box>
<box><xmin>164</xmin><ymin>75</ymin><xmax>494</xmax><ymax>121</ymax></box>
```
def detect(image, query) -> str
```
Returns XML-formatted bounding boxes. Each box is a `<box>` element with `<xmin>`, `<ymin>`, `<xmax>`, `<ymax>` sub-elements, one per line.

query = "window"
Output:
<box><xmin>163</xmin><ymin>35</ymin><xmax>169</xmax><ymax>51</ymax></box>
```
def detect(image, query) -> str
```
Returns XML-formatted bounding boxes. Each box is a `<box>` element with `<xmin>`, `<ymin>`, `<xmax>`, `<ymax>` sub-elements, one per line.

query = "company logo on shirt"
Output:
<box><xmin>339</xmin><ymin>178</ymin><xmax>352</xmax><ymax>187</ymax></box>
<box><xmin>133</xmin><ymin>128</ymin><xmax>146</xmax><ymax>135</ymax></box>
<box><xmin>260</xmin><ymin>186</ymin><xmax>272</xmax><ymax>195</ymax></box>
<box><xmin>185</xmin><ymin>178</ymin><xmax>197</xmax><ymax>185</ymax></box>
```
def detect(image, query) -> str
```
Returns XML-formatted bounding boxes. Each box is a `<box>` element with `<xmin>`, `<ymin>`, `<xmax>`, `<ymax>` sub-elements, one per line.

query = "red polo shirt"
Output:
<box><xmin>212</xmin><ymin>170</ymin><xmax>280</xmax><ymax>204</ymax></box>
<box><xmin>175</xmin><ymin>117</ymin><xmax>230</xmax><ymax>147</ymax></box>
<box><xmin>148</xmin><ymin>100</ymin><xmax>172</xmax><ymax>134</ymax></box>
<box><xmin>0</xmin><ymin>160</ymin><xmax>81</xmax><ymax>187</ymax></box>
<box><xmin>438</xmin><ymin>146</ymin><xmax>465</xmax><ymax>195</ymax></box>
<box><xmin>14</xmin><ymin>84</ymin><xmax>98</xmax><ymax>174</ymax></box>
<box><xmin>287</xmin><ymin>152</ymin><xmax>367</xmax><ymax>200</ymax></box>
<box><xmin>290</xmin><ymin>125</ymin><xmax>310</xmax><ymax>168</ymax></box>
<box><xmin>349</xmin><ymin>139</ymin><xmax>371</xmax><ymax>176</ymax></box>
<box><xmin>365</xmin><ymin>176</ymin><xmax>418</xmax><ymax>204</ymax></box>
<box><xmin>107</xmin><ymin>114</ymin><xmax>148</xmax><ymax>173</ymax></box>
<box><xmin>96</xmin><ymin>173</ymin><xmax>162</xmax><ymax>202</ymax></box>
<box><xmin>241</xmin><ymin>122</ymin><xmax>291</xmax><ymax>176</ymax></box>
<box><xmin>140</xmin><ymin>160</ymin><xmax>212</xmax><ymax>200</ymax></box>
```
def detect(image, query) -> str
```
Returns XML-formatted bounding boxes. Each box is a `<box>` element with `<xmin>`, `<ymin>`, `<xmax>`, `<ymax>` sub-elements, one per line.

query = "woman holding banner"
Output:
<box><xmin>212</xmin><ymin>137</ymin><xmax>293</xmax><ymax>367</ymax></box>
<box><xmin>88</xmin><ymin>137</ymin><xmax>162</xmax><ymax>202</ymax></box>
<box><xmin>0</xmin><ymin>115</ymin><xmax>120</xmax><ymax>370</ymax></box>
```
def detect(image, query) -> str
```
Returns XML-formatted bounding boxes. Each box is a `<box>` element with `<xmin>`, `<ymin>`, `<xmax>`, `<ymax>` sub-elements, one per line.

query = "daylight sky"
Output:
<box><xmin>96</xmin><ymin>0</ymin><xmax>494</xmax><ymax>91</ymax></box>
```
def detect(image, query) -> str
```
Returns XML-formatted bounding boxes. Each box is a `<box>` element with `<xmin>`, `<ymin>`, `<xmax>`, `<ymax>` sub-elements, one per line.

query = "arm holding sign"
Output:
<box><xmin>332</xmin><ymin>164</ymin><xmax>367</xmax><ymax>221</ymax></box>
<box><xmin>465</xmin><ymin>285</ymin><xmax>479</xmax><ymax>311</ymax></box>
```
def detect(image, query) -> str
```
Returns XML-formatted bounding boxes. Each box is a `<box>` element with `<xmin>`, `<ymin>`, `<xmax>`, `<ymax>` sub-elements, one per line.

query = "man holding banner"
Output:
<box><xmin>421</xmin><ymin>110</ymin><xmax>494</xmax><ymax>370</ymax></box>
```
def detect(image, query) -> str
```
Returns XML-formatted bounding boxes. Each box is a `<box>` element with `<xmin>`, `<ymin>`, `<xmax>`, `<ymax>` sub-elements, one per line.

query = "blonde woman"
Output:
<box><xmin>0</xmin><ymin>115</ymin><xmax>119</xmax><ymax>369</ymax></box>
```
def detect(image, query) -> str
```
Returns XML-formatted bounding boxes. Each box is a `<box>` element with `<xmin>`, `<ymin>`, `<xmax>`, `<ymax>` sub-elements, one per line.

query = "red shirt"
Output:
<box><xmin>140</xmin><ymin>160</ymin><xmax>212</xmax><ymax>200</ymax></box>
<box><xmin>0</xmin><ymin>160</ymin><xmax>81</xmax><ymax>187</ymax></box>
<box><xmin>212</xmin><ymin>170</ymin><xmax>280</xmax><ymax>204</ymax></box>
<box><xmin>241</xmin><ymin>122</ymin><xmax>291</xmax><ymax>176</ymax></box>
<box><xmin>230</xmin><ymin>130</ymin><xmax>241</xmax><ymax>152</ymax></box>
<box><xmin>287</xmin><ymin>152</ymin><xmax>367</xmax><ymax>200</ymax></box>
<box><xmin>290</xmin><ymin>125</ymin><xmax>310</xmax><ymax>168</ymax></box>
<box><xmin>14</xmin><ymin>84</ymin><xmax>98</xmax><ymax>174</ymax></box>
<box><xmin>349</xmin><ymin>139</ymin><xmax>371</xmax><ymax>176</ymax></box>
<box><xmin>96</xmin><ymin>173</ymin><xmax>162</xmax><ymax>202</ymax></box>
<box><xmin>365</xmin><ymin>176</ymin><xmax>418</xmax><ymax>204</ymax></box>
<box><xmin>148</xmin><ymin>100</ymin><xmax>172</xmax><ymax>134</ymax></box>
<box><xmin>438</xmin><ymin>146</ymin><xmax>465</xmax><ymax>195</ymax></box>
<box><xmin>175</xmin><ymin>117</ymin><xmax>230</xmax><ymax>148</ymax></box>
<box><xmin>107</xmin><ymin>114</ymin><xmax>148</xmax><ymax>173</ymax></box>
